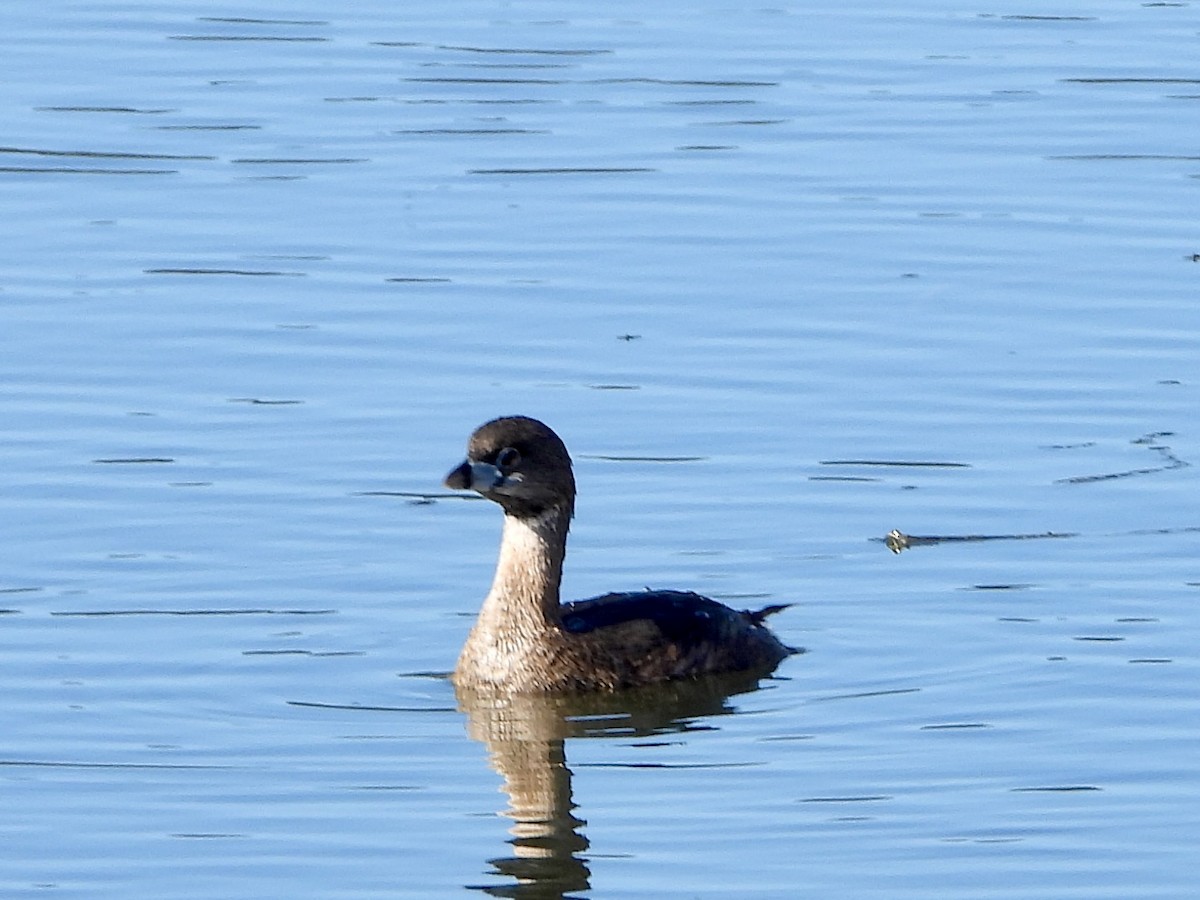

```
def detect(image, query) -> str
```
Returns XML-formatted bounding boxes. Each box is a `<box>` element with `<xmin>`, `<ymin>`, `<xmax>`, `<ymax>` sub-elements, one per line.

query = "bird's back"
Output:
<box><xmin>550</xmin><ymin>590</ymin><xmax>795</xmax><ymax>689</ymax></box>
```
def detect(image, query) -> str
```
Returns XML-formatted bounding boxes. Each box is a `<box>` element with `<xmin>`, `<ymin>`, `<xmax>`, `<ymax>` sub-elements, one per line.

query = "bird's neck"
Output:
<box><xmin>477</xmin><ymin>504</ymin><xmax>571</xmax><ymax>634</ymax></box>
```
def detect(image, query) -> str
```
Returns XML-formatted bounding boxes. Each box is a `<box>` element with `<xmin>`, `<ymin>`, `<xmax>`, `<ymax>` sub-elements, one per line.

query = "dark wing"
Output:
<box><xmin>557</xmin><ymin>590</ymin><xmax>795</xmax><ymax>686</ymax></box>
<box><xmin>560</xmin><ymin>589</ymin><xmax>787</xmax><ymax>645</ymax></box>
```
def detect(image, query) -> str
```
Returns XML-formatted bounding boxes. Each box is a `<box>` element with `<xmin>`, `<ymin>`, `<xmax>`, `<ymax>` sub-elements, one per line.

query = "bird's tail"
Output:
<box><xmin>747</xmin><ymin>603</ymin><xmax>792</xmax><ymax>625</ymax></box>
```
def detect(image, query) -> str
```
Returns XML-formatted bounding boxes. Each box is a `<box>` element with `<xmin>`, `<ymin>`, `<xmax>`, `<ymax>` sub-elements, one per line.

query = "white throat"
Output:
<box><xmin>484</xmin><ymin>507</ymin><xmax>568</xmax><ymax>620</ymax></box>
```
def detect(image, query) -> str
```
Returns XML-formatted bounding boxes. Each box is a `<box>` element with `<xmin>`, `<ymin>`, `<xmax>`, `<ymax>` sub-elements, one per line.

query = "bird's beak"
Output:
<box><xmin>444</xmin><ymin>460</ymin><xmax>472</xmax><ymax>490</ymax></box>
<box><xmin>444</xmin><ymin>459</ymin><xmax>504</xmax><ymax>493</ymax></box>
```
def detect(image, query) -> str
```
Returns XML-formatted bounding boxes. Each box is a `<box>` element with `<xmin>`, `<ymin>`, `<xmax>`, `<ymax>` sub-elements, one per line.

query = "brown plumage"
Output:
<box><xmin>444</xmin><ymin>416</ymin><xmax>795</xmax><ymax>692</ymax></box>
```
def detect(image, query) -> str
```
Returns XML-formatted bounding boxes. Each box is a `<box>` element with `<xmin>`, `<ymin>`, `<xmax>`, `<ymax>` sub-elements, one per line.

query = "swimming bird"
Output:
<box><xmin>444</xmin><ymin>416</ymin><xmax>794</xmax><ymax>692</ymax></box>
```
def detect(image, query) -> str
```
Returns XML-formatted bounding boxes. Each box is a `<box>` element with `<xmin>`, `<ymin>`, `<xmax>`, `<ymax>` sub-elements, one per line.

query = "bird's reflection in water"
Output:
<box><xmin>457</xmin><ymin>669</ymin><xmax>778</xmax><ymax>899</ymax></box>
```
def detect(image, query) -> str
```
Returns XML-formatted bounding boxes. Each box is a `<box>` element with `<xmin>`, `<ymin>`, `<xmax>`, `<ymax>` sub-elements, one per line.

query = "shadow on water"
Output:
<box><xmin>455</xmin><ymin>670</ymin><xmax>778</xmax><ymax>899</ymax></box>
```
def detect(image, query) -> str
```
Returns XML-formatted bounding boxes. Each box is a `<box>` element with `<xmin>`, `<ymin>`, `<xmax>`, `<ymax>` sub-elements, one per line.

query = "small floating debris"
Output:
<box><xmin>884</xmin><ymin>529</ymin><xmax>1076</xmax><ymax>553</ymax></box>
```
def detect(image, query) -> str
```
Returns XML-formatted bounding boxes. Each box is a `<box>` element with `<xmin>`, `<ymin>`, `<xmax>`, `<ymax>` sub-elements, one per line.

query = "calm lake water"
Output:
<box><xmin>3</xmin><ymin>1</ymin><xmax>1199</xmax><ymax>897</ymax></box>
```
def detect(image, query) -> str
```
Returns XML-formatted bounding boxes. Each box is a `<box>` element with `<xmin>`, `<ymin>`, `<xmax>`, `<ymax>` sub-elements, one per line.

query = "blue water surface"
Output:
<box><xmin>3</xmin><ymin>1</ymin><xmax>1199</xmax><ymax>897</ymax></box>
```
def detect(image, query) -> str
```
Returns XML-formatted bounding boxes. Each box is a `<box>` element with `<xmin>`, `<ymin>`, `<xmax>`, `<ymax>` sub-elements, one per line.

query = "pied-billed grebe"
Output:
<box><xmin>444</xmin><ymin>416</ymin><xmax>795</xmax><ymax>692</ymax></box>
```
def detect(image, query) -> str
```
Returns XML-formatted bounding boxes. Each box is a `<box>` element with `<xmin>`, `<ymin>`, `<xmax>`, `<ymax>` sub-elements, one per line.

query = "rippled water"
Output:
<box><xmin>3</xmin><ymin>1</ymin><xmax>1199</xmax><ymax>897</ymax></box>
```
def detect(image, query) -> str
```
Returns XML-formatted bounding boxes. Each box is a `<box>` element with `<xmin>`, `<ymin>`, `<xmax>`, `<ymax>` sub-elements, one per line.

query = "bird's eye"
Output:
<box><xmin>495</xmin><ymin>447</ymin><xmax>521</xmax><ymax>470</ymax></box>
